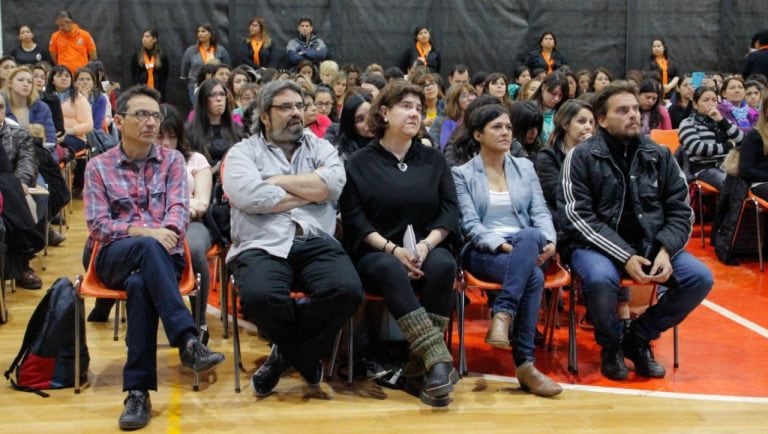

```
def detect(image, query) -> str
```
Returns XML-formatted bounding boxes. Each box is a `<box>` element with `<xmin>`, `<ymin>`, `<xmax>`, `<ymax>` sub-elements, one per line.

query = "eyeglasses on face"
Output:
<box><xmin>119</xmin><ymin>110</ymin><xmax>164</xmax><ymax>123</ymax></box>
<box><xmin>270</xmin><ymin>102</ymin><xmax>305</xmax><ymax>112</ymax></box>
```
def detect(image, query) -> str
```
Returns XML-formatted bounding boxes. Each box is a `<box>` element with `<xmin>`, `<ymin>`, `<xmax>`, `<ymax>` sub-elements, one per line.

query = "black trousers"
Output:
<box><xmin>355</xmin><ymin>247</ymin><xmax>456</xmax><ymax>319</ymax></box>
<box><xmin>231</xmin><ymin>235</ymin><xmax>363</xmax><ymax>368</ymax></box>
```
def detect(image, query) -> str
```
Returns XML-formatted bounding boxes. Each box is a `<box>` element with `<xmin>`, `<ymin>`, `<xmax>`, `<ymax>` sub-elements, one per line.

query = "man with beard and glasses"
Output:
<box><xmin>223</xmin><ymin>80</ymin><xmax>362</xmax><ymax>396</ymax></box>
<box><xmin>558</xmin><ymin>81</ymin><xmax>713</xmax><ymax>381</ymax></box>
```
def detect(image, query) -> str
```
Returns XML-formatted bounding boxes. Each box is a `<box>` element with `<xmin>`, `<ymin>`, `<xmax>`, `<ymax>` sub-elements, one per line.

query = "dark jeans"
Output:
<box><xmin>96</xmin><ymin>237</ymin><xmax>196</xmax><ymax>391</ymax></box>
<box><xmin>187</xmin><ymin>221</ymin><xmax>211</xmax><ymax>325</ymax></box>
<box><xmin>356</xmin><ymin>246</ymin><xmax>456</xmax><ymax>319</ymax></box>
<box><xmin>696</xmin><ymin>167</ymin><xmax>726</xmax><ymax>191</ymax></box>
<box><xmin>570</xmin><ymin>248</ymin><xmax>713</xmax><ymax>347</ymax></box>
<box><xmin>467</xmin><ymin>228</ymin><xmax>546</xmax><ymax>364</ymax></box>
<box><xmin>230</xmin><ymin>235</ymin><xmax>363</xmax><ymax>369</ymax></box>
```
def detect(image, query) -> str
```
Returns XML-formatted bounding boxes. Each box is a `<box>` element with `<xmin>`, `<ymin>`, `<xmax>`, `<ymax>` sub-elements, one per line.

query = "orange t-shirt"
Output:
<box><xmin>49</xmin><ymin>24</ymin><xmax>96</xmax><ymax>74</ymax></box>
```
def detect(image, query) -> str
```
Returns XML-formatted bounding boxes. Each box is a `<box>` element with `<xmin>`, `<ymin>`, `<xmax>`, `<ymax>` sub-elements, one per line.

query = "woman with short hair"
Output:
<box><xmin>340</xmin><ymin>81</ymin><xmax>459</xmax><ymax>407</ymax></box>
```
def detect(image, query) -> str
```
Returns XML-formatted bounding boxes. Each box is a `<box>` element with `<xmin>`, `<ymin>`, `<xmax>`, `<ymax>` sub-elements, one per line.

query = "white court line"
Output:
<box><xmin>701</xmin><ymin>299</ymin><xmax>768</xmax><ymax>339</ymax></box>
<box><xmin>478</xmin><ymin>373</ymin><xmax>768</xmax><ymax>404</ymax></box>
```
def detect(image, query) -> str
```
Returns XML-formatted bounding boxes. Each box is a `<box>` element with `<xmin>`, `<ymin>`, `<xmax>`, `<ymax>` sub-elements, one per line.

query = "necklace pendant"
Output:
<box><xmin>397</xmin><ymin>162</ymin><xmax>408</xmax><ymax>172</ymax></box>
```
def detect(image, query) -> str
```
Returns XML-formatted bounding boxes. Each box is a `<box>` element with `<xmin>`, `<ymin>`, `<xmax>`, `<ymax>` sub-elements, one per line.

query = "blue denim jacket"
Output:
<box><xmin>452</xmin><ymin>154</ymin><xmax>555</xmax><ymax>252</ymax></box>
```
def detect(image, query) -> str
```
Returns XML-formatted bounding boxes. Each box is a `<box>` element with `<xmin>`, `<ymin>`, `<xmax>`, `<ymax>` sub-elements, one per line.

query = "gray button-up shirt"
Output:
<box><xmin>223</xmin><ymin>131</ymin><xmax>345</xmax><ymax>261</ymax></box>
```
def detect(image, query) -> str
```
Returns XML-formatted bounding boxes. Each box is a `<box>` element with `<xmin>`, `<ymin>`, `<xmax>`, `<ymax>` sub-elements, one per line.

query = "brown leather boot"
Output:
<box><xmin>485</xmin><ymin>312</ymin><xmax>513</xmax><ymax>350</ymax></box>
<box><xmin>516</xmin><ymin>361</ymin><xmax>562</xmax><ymax>397</ymax></box>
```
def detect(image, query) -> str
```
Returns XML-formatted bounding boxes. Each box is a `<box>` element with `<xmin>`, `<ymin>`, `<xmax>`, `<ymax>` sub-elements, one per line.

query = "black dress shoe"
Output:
<box><xmin>48</xmin><ymin>229</ymin><xmax>66</xmax><ymax>247</ymax></box>
<box><xmin>600</xmin><ymin>343</ymin><xmax>629</xmax><ymax>380</ymax></box>
<box><xmin>119</xmin><ymin>390</ymin><xmax>151</xmax><ymax>431</ymax></box>
<box><xmin>251</xmin><ymin>345</ymin><xmax>287</xmax><ymax>396</ymax></box>
<box><xmin>622</xmin><ymin>328</ymin><xmax>666</xmax><ymax>378</ymax></box>
<box><xmin>179</xmin><ymin>339</ymin><xmax>225</xmax><ymax>372</ymax></box>
<box><xmin>16</xmin><ymin>268</ymin><xmax>42</xmax><ymax>290</ymax></box>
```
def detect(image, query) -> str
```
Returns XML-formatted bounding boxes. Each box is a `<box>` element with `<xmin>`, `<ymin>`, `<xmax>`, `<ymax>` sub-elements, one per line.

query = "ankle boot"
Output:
<box><xmin>516</xmin><ymin>361</ymin><xmax>562</xmax><ymax>397</ymax></box>
<box><xmin>397</xmin><ymin>308</ymin><xmax>455</xmax><ymax>406</ymax></box>
<box><xmin>600</xmin><ymin>342</ymin><xmax>628</xmax><ymax>380</ymax></box>
<box><xmin>485</xmin><ymin>311</ymin><xmax>513</xmax><ymax>350</ymax></box>
<box><xmin>622</xmin><ymin>324</ymin><xmax>665</xmax><ymax>378</ymax></box>
<box><xmin>427</xmin><ymin>313</ymin><xmax>459</xmax><ymax>385</ymax></box>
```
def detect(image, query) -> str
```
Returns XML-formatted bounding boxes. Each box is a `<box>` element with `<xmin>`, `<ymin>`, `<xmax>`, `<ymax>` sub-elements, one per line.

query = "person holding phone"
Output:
<box><xmin>559</xmin><ymin>81</ymin><xmax>713</xmax><ymax>381</ymax></box>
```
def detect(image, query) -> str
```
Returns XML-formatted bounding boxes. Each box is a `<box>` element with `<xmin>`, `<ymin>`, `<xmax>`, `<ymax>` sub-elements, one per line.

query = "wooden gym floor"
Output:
<box><xmin>0</xmin><ymin>199</ymin><xmax>766</xmax><ymax>433</ymax></box>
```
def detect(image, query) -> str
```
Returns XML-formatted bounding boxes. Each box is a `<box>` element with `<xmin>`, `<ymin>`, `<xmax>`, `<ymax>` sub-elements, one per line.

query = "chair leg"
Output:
<box><xmin>568</xmin><ymin>282</ymin><xmax>579</xmax><ymax>374</ymax></box>
<box><xmin>329</xmin><ymin>326</ymin><xmax>342</xmax><ymax>380</ymax></box>
<box><xmin>113</xmin><ymin>301</ymin><xmax>121</xmax><ymax>341</ymax></box>
<box><xmin>74</xmin><ymin>281</ymin><xmax>82</xmax><ymax>394</ymax></box>
<box><xmin>231</xmin><ymin>276</ymin><xmax>242</xmax><ymax>393</ymax></box>
<box><xmin>698</xmin><ymin>185</ymin><xmax>706</xmax><ymax>248</ymax></box>
<box><xmin>221</xmin><ymin>263</ymin><xmax>230</xmax><ymax>339</ymax></box>
<box><xmin>754</xmin><ymin>199</ymin><xmax>764</xmax><ymax>272</ymax></box>
<box><xmin>193</xmin><ymin>273</ymin><xmax>202</xmax><ymax>392</ymax></box>
<box><xmin>673</xmin><ymin>325</ymin><xmax>680</xmax><ymax>368</ymax></box>
<box><xmin>346</xmin><ymin>318</ymin><xmax>354</xmax><ymax>386</ymax></box>
<box><xmin>545</xmin><ymin>287</ymin><xmax>560</xmax><ymax>351</ymax></box>
<box><xmin>457</xmin><ymin>285</ymin><xmax>467</xmax><ymax>376</ymax></box>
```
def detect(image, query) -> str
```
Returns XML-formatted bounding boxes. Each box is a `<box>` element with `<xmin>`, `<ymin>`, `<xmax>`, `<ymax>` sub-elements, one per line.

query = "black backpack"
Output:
<box><xmin>4</xmin><ymin>277</ymin><xmax>89</xmax><ymax>397</ymax></box>
<box><xmin>204</xmin><ymin>179</ymin><xmax>232</xmax><ymax>248</ymax></box>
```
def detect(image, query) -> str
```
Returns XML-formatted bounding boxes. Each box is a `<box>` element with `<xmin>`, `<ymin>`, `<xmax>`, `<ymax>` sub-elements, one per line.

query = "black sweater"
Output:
<box><xmin>339</xmin><ymin>139</ymin><xmax>459</xmax><ymax>259</ymax></box>
<box><xmin>738</xmin><ymin>129</ymin><xmax>768</xmax><ymax>183</ymax></box>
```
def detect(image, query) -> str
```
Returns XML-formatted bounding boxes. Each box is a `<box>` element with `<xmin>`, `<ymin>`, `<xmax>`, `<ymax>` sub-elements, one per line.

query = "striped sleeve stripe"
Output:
<box><xmin>561</xmin><ymin>150</ymin><xmax>631</xmax><ymax>263</ymax></box>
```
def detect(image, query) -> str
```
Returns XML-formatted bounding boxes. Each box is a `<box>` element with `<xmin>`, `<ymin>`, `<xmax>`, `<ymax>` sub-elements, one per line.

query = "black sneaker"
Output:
<box><xmin>622</xmin><ymin>328</ymin><xmax>666</xmax><ymax>378</ymax></box>
<box><xmin>298</xmin><ymin>359</ymin><xmax>324</xmax><ymax>387</ymax></box>
<box><xmin>251</xmin><ymin>345</ymin><xmax>287</xmax><ymax>396</ymax></box>
<box><xmin>179</xmin><ymin>339</ymin><xmax>225</xmax><ymax>372</ymax></box>
<box><xmin>600</xmin><ymin>343</ymin><xmax>629</xmax><ymax>380</ymax></box>
<box><xmin>119</xmin><ymin>390</ymin><xmax>151</xmax><ymax>431</ymax></box>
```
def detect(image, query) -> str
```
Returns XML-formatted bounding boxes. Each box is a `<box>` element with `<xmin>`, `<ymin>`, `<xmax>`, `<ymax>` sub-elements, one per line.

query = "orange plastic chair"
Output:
<box><xmin>732</xmin><ymin>191</ymin><xmax>768</xmax><ymax>271</ymax></box>
<box><xmin>73</xmin><ymin>240</ymin><xmax>202</xmax><ymax>393</ymax></box>
<box><xmin>455</xmin><ymin>260</ymin><xmax>571</xmax><ymax>376</ymax></box>
<box><xmin>650</xmin><ymin>129</ymin><xmax>680</xmax><ymax>154</ymax></box>
<box><xmin>567</xmin><ymin>276</ymin><xmax>679</xmax><ymax>375</ymax></box>
<box><xmin>691</xmin><ymin>179</ymin><xmax>720</xmax><ymax>248</ymax></box>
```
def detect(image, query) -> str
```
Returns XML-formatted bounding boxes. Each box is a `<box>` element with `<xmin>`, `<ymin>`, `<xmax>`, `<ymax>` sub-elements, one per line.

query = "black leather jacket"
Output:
<box><xmin>557</xmin><ymin>129</ymin><xmax>693</xmax><ymax>264</ymax></box>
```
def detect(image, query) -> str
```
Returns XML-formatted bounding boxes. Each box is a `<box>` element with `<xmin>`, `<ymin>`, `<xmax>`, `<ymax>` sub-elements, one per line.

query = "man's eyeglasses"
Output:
<box><xmin>270</xmin><ymin>102</ymin><xmax>305</xmax><ymax>112</ymax></box>
<box><xmin>120</xmin><ymin>110</ymin><xmax>164</xmax><ymax>123</ymax></box>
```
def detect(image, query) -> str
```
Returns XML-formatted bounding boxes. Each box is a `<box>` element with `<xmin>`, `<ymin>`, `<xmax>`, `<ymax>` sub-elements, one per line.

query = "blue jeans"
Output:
<box><xmin>96</xmin><ymin>237</ymin><xmax>197</xmax><ymax>391</ymax></box>
<box><xmin>570</xmin><ymin>248</ymin><xmax>713</xmax><ymax>347</ymax></box>
<box><xmin>467</xmin><ymin>228</ymin><xmax>547</xmax><ymax>364</ymax></box>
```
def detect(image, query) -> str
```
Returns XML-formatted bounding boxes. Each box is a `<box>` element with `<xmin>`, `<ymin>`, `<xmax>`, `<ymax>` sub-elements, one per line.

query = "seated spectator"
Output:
<box><xmin>637</xmin><ymin>78</ymin><xmax>672</xmax><ymax>134</ymax></box>
<box><xmin>302</xmin><ymin>89</ymin><xmax>331</xmax><ymax>139</ymax></box>
<box><xmin>745</xmin><ymin>80</ymin><xmax>764</xmax><ymax>111</ymax></box>
<box><xmin>83</xmin><ymin>86</ymin><xmax>224</xmax><ymax>429</ymax></box>
<box><xmin>452</xmin><ymin>104</ymin><xmax>561</xmax><ymax>396</ymax></box>
<box><xmin>314</xmin><ymin>84</ymin><xmax>337</xmax><ymax>122</ymax></box>
<box><xmin>668</xmin><ymin>74</ymin><xmax>694</xmax><ymax>129</ymax></box>
<box><xmin>590</xmin><ymin>67</ymin><xmax>613</xmax><ymax>94</ymax></box>
<box><xmin>559</xmin><ymin>81</ymin><xmax>713</xmax><ymax>381</ymax></box>
<box><xmin>510</xmin><ymin>100</ymin><xmax>545</xmax><ymax>163</ymax></box>
<box><xmin>318</xmin><ymin>60</ymin><xmax>339</xmax><ymax>86</ymax></box>
<box><xmin>430</xmin><ymin>83</ymin><xmax>475</xmax><ymax>151</ymax></box>
<box><xmin>0</xmin><ymin>93</ymin><xmax>43</xmax><ymax>289</ymax></box>
<box><xmin>223</xmin><ymin>80</ymin><xmax>362</xmax><ymax>397</ymax></box>
<box><xmin>444</xmin><ymin>95</ymin><xmax>508</xmax><ymax>167</ymax></box>
<box><xmin>536</xmin><ymin>99</ymin><xmax>595</xmax><ymax>222</ymax></box>
<box><xmin>331</xmin><ymin>93</ymin><xmax>373</xmax><ymax>163</ymax></box>
<box><xmin>718</xmin><ymin>76</ymin><xmax>758</xmax><ymax>132</ymax></box>
<box><xmin>360</xmin><ymin>73</ymin><xmax>386</xmax><ymax>98</ymax></box>
<box><xmin>483</xmin><ymin>73</ymin><xmax>512</xmax><ymax>108</ymax></box>
<box><xmin>340</xmin><ymin>81</ymin><xmax>459</xmax><ymax>407</ymax></box>
<box><xmin>186</xmin><ymin>78</ymin><xmax>243</xmax><ymax>171</ymax></box>
<box><xmin>507</xmin><ymin>66</ymin><xmax>531</xmax><ymax>101</ymax></box>
<box><xmin>3</xmin><ymin>66</ymin><xmax>56</xmax><ymax>144</ymax></box>
<box><xmin>679</xmin><ymin>86</ymin><xmax>744</xmax><ymax>191</ymax></box>
<box><xmin>531</xmin><ymin>72</ymin><xmax>569</xmax><ymax>144</ymax></box>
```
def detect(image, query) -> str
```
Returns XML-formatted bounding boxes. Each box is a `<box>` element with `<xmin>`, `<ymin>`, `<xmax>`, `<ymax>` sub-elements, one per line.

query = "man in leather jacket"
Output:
<box><xmin>558</xmin><ymin>81</ymin><xmax>713</xmax><ymax>381</ymax></box>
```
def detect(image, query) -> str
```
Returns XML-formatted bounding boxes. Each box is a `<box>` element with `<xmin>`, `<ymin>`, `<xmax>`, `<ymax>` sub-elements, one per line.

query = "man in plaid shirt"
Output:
<box><xmin>84</xmin><ymin>85</ymin><xmax>224</xmax><ymax>431</ymax></box>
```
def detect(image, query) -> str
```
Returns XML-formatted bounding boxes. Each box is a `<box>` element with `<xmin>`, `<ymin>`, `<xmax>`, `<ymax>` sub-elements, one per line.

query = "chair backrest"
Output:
<box><xmin>650</xmin><ymin>129</ymin><xmax>680</xmax><ymax>154</ymax></box>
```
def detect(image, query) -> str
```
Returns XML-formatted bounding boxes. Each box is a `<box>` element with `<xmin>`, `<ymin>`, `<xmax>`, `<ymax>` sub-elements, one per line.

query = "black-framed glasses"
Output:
<box><xmin>119</xmin><ymin>110</ymin><xmax>164</xmax><ymax>123</ymax></box>
<box><xmin>270</xmin><ymin>102</ymin><xmax>305</xmax><ymax>112</ymax></box>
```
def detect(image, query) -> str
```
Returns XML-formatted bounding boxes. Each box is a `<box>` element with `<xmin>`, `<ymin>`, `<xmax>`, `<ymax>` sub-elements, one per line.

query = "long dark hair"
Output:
<box><xmin>649</xmin><ymin>37</ymin><xmax>669</xmax><ymax>60</ymax></box>
<box><xmin>197</xmin><ymin>23</ymin><xmax>217</xmax><ymax>48</ymax></box>
<box><xmin>186</xmin><ymin>78</ymin><xmax>240</xmax><ymax>161</ymax></box>
<box><xmin>47</xmin><ymin>64</ymin><xmax>79</xmax><ymax>106</ymax></box>
<box><xmin>532</xmin><ymin>72</ymin><xmax>569</xmax><ymax>111</ymax></box>
<box><xmin>336</xmin><ymin>93</ymin><xmax>373</xmax><ymax>160</ymax></box>
<box><xmin>510</xmin><ymin>101</ymin><xmax>544</xmax><ymax>148</ymax></box>
<box><xmin>159</xmin><ymin>104</ymin><xmax>192</xmax><ymax>160</ymax></box>
<box><xmin>547</xmin><ymin>99</ymin><xmax>594</xmax><ymax>148</ymax></box>
<box><xmin>138</xmin><ymin>28</ymin><xmax>164</xmax><ymax>69</ymax></box>
<box><xmin>638</xmin><ymin>78</ymin><xmax>664</xmax><ymax>129</ymax></box>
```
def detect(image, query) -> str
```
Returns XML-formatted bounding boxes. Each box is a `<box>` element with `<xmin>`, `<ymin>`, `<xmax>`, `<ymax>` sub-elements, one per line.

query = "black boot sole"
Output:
<box><xmin>419</xmin><ymin>391</ymin><xmax>452</xmax><ymax>407</ymax></box>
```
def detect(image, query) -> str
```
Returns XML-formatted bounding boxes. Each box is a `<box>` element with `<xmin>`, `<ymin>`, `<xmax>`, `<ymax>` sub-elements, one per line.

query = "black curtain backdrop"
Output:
<box><xmin>3</xmin><ymin>0</ymin><xmax>765</xmax><ymax>112</ymax></box>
